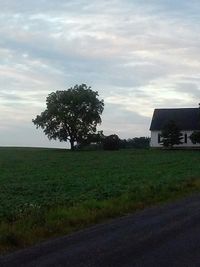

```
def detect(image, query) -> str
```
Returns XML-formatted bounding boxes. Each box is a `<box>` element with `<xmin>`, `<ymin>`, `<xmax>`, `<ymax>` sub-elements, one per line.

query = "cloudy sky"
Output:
<box><xmin>1</xmin><ymin>0</ymin><xmax>200</xmax><ymax>148</ymax></box>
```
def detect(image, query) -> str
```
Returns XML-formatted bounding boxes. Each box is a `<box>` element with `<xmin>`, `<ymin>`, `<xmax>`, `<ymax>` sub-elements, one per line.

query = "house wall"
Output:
<box><xmin>150</xmin><ymin>130</ymin><xmax>199</xmax><ymax>148</ymax></box>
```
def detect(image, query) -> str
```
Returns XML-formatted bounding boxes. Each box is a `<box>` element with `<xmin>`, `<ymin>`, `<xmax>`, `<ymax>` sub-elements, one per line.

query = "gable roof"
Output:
<box><xmin>150</xmin><ymin>108</ymin><xmax>200</xmax><ymax>131</ymax></box>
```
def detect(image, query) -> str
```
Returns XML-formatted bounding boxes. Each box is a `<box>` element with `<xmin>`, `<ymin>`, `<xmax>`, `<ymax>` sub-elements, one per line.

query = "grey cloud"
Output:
<box><xmin>1</xmin><ymin>0</ymin><xmax>199</xmax><ymax>91</ymax></box>
<box><xmin>0</xmin><ymin>92</ymin><xmax>23</xmax><ymax>101</ymax></box>
<box><xmin>101</xmin><ymin>103</ymin><xmax>150</xmax><ymax>138</ymax></box>
<box><xmin>0</xmin><ymin>0</ymin><xmax>86</xmax><ymax>14</ymax></box>
<box><xmin>174</xmin><ymin>83</ymin><xmax>200</xmax><ymax>99</ymax></box>
<box><xmin>103</xmin><ymin>103</ymin><xmax>150</xmax><ymax>124</ymax></box>
<box><xmin>1</xmin><ymin>0</ymin><xmax>200</xmax><ymax>147</ymax></box>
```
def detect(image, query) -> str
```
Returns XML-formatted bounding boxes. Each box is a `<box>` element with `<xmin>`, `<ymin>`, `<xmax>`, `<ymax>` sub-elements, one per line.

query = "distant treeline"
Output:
<box><xmin>76</xmin><ymin>133</ymin><xmax>150</xmax><ymax>150</ymax></box>
<box><xmin>119</xmin><ymin>137</ymin><xmax>150</xmax><ymax>149</ymax></box>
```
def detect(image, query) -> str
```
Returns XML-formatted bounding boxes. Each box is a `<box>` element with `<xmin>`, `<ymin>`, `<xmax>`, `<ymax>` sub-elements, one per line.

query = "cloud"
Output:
<box><xmin>101</xmin><ymin>103</ymin><xmax>150</xmax><ymax>138</ymax></box>
<box><xmin>1</xmin><ymin>0</ymin><xmax>200</xmax><ymax>147</ymax></box>
<box><xmin>174</xmin><ymin>82</ymin><xmax>200</xmax><ymax>99</ymax></box>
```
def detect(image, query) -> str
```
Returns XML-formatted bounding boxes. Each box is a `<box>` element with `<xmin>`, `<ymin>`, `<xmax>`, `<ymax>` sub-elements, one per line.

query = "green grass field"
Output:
<box><xmin>1</xmin><ymin>147</ymin><xmax>200</xmax><ymax>253</ymax></box>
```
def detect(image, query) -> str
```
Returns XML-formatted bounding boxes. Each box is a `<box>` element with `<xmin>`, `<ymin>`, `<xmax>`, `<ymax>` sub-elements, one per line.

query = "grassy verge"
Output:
<box><xmin>0</xmin><ymin>148</ymin><xmax>200</xmax><ymax>253</ymax></box>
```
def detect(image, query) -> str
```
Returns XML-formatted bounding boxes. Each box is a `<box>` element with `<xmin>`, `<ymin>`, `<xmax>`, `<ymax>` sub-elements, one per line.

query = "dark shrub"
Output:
<box><xmin>190</xmin><ymin>131</ymin><xmax>200</xmax><ymax>144</ymax></box>
<box><xmin>103</xmin><ymin>134</ymin><xmax>120</xmax><ymax>150</ymax></box>
<box><xmin>161</xmin><ymin>120</ymin><xmax>183</xmax><ymax>148</ymax></box>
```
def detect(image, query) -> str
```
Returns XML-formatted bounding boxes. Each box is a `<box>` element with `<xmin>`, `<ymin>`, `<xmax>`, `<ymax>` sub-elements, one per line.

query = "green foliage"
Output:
<box><xmin>161</xmin><ymin>120</ymin><xmax>183</xmax><ymax>148</ymax></box>
<box><xmin>1</xmin><ymin>147</ymin><xmax>200</xmax><ymax>252</ymax></box>
<box><xmin>76</xmin><ymin>130</ymin><xmax>105</xmax><ymax>149</ymax></box>
<box><xmin>190</xmin><ymin>131</ymin><xmax>200</xmax><ymax>144</ymax></box>
<box><xmin>103</xmin><ymin>134</ymin><xmax>120</xmax><ymax>150</ymax></box>
<box><xmin>0</xmin><ymin>147</ymin><xmax>199</xmax><ymax>220</ymax></box>
<box><xmin>32</xmin><ymin>84</ymin><xmax>104</xmax><ymax>150</ymax></box>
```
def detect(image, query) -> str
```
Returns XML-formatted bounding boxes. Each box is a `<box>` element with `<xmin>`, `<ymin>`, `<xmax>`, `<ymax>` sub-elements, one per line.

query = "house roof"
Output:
<box><xmin>150</xmin><ymin>108</ymin><xmax>200</xmax><ymax>131</ymax></box>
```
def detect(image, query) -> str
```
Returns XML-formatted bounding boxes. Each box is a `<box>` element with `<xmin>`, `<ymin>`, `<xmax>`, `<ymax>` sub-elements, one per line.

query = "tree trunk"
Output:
<box><xmin>70</xmin><ymin>139</ymin><xmax>75</xmax><ymax>151</ymax></box>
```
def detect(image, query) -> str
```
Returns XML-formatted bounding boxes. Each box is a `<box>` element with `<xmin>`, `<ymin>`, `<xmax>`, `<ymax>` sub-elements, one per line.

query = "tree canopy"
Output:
<box><xmin>32</xmin><ymin>84</ymin><xmax>104</xmax><ymax>150</ymax></box>
<box><xmin>161</xmin><ymin>120</ymin><xmax>183</xmax><ymax>148</ymax></box>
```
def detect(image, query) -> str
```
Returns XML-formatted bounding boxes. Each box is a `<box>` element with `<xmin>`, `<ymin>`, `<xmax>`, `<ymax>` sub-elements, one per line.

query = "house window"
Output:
<box><xmin>184</xmin><ymin>133</ymin><xmax>187</xmax><ymax>144</ymax></box>
<box><xmin>158</xmin><ymin>133</ymin><xmax>161</xmax><ymax>143</ymax></box>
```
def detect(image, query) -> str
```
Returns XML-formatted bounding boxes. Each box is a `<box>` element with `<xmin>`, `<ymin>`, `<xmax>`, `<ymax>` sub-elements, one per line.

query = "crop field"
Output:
<box><xmin>0</xmin><ymin>147</ymin><xmax>200</xmax><ymax>252</ymax></box>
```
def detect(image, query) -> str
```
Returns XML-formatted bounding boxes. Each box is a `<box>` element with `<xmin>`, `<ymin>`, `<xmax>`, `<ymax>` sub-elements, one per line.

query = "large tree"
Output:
<box><xmin>161</xmin><ymin>120</ymin><xmax>183</xmax><ymax>148</ymax></box>
<box><xmin>33</xmin><ymin>84</ymin><xmax>104</xmax><ymax>150</ymax></box>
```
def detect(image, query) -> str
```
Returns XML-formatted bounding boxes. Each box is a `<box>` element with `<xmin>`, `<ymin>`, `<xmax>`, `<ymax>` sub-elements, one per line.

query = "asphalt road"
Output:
<box><xmin>2</xmin><ymin>194</ymin><xmax>200</xmax><ymax>267</ymax></box>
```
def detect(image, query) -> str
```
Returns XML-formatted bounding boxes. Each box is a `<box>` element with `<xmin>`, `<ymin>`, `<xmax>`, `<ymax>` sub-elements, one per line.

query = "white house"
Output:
<box><xmin>150</xmin><ymin>107</ymin><xmax>200</xmax><ymax>148</ymax></box>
